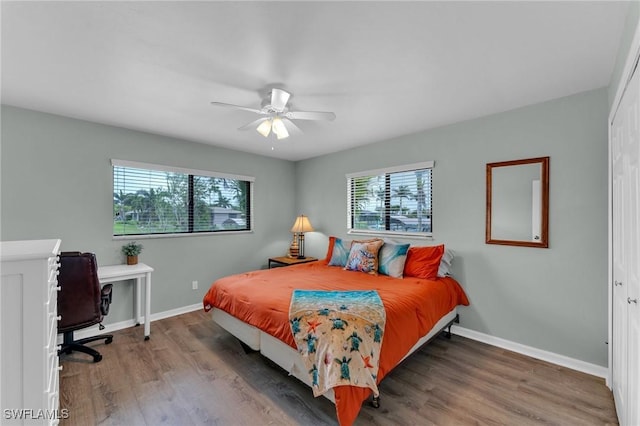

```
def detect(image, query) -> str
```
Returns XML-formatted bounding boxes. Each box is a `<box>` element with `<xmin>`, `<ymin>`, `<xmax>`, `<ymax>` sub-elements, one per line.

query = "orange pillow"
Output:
<box><xmin>403</xmin><ymin>245</ymin><xmax>445</xmax><ymax>280</ymax></box>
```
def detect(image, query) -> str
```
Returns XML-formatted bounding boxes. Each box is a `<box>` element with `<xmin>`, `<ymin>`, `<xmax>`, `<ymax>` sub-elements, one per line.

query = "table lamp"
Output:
<box><xmin>290</xmin><ymin>215</ymin><xmax>314</xmax><ymax>259</ymax></box>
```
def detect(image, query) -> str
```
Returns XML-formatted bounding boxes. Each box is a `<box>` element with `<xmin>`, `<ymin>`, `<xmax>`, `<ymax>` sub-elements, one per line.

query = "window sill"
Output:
<box><xmin>113</xmin><ymin>230</ymin><xmax>253</xmax><ymax>241</ymax></box>
<box><xmin>347</xmin><ymin>229</ymin><xmax>433</xmax><ymax>240</ymax></box>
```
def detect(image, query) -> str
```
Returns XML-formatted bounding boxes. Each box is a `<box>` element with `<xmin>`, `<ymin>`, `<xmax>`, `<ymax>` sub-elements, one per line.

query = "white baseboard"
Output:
<box><xmin>58</xmin><ymin>303</ymin><xmax>202</xmax><ymax>342</ymax></box>
<box><xmin>451</xmin><ymin>325</ymin><xmax>608</xmax><ymax>379</ymax></box>
<box><xmin>58</xmin><ymin>304</ymin><xmax>608</xmax><ymax>380</ymax></box>
<box><xmin>148</xmin><ymin>303</ymin><xmax>203</xmax><ymax>323</ymax></box>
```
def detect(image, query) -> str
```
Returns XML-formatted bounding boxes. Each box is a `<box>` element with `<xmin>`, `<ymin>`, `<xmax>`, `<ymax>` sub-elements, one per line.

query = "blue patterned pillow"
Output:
<box><xmin>328</xmin><ymin>238</ymin><xmax>353</xmax><ymax>267</ymax></box>
<box><xmin>378</xmin><ymin>242</ymin><xmax>410</xmax><ymax>278</ymax></box>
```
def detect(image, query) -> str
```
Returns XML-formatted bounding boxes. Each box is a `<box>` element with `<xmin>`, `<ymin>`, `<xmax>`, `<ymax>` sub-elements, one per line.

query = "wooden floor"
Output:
<box><xmin>60</xmin><ymin>310</ymin><xmax>618</xmax><ymax>426</ymax></box>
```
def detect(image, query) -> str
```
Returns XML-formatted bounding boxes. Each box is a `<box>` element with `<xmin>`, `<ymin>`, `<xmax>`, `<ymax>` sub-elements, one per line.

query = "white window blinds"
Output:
<box><xmin>112</xmin><ymin>160</ymin><xmax>253</xmax><ymax>236</ymax></box>
<box><xmin>347</xmin><ymin>161</ymin><xmax>433</xmax><ymax>237</ymax></box>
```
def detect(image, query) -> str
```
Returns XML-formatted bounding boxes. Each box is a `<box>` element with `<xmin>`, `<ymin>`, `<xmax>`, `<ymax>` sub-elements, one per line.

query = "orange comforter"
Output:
<box><xmin>203</xmin><ymin>262</ymin><xmax>469</xmax><ymax>425</ymax></box>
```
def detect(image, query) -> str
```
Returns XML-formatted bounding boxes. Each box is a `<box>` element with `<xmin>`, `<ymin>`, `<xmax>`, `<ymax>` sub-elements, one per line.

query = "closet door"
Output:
<box><xmin>611</xmin><ymin>105</ymin><xmax>627</xmax><ymax>424</ymax></box>
<box><xmin>612</xmin><ymin>56</ymin><xmax>640</xmax><ymax>426</ymax></box>
<box><xmin>624</xmin><ymin>65</ymin><xmax>640</xmax><ymax>426</ymax></box>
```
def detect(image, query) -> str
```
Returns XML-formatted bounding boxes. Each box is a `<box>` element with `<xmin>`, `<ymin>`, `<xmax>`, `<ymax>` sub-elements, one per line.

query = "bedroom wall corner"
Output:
<box><xmin>0</xmin><ymin>105</ymin><xmax>297</xmax><ymax>326</ymax></box>
<box><xmin>294</xmin><ymin>88</ymin><xmax>610</xmax><ymax>368</ymax></box>
<box><xmin>608</xmin><ymin>1</ymin><xmax>640</xmax><ymax>110</ymax></box>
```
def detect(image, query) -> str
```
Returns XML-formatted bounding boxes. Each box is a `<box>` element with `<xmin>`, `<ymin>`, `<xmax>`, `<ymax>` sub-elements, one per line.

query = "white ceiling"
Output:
<box><xmin>1</xmin><ymin>1</ymin><xmax>630</xmax><ymax>161</ymax></box>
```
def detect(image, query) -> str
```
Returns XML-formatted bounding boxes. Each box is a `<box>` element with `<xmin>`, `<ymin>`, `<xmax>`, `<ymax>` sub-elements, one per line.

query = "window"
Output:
<box><xmin>112</xmin><ymin>160</ymin><xmax>253</xmax><ymax>237</ymax></box>
<box><xmin>347</xmin><ymin>161</ymin><xmax>433</xmax><ymax>237</ymax></box>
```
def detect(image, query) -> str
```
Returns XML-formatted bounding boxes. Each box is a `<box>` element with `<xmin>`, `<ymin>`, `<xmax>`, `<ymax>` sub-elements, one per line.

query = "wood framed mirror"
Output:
<box><xmin>486</xmin><ymin>157</ymin><xmax>549</xmax><ymax>248</ymax></box>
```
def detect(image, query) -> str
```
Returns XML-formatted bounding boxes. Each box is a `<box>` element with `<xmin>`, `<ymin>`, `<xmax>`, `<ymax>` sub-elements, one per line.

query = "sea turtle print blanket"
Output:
<box><xmin>289</xmin><ymin>289</ymin><xmax>386</xmax><ymax>398</ymax></box>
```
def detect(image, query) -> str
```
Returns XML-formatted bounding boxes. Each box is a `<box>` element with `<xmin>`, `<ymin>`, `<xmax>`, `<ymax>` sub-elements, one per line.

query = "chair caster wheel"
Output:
<box><xmin>106</xmin><ymin>337</ymin><xmax>113</xmax><ymax>344</ymax></box>
<box><xmin>93</xmin><ymin>354</ymin><xmax>102</xmax><ymax>363</ymax></box>
<box><xmin>144</xmin><ymin>336</ymin><xmax>150</xmax><ymax>341</ymax></box>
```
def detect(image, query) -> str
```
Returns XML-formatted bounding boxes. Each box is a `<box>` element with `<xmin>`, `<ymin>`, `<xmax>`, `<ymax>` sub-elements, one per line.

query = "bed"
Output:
<box><xmin>203</xmin><ymin>241</ymin><xmax>469</xmax><ymax>425</ymax></box>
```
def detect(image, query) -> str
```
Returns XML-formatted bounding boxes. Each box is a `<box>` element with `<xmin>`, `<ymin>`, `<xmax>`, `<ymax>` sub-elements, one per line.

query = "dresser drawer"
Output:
<box><xmin>47</xmin><ymin>390</ymin><xmax>60</xmax><ymax>426</ymax></box>
<box><xmin>47</xmin><ymin>311</ymin><xmax>59</xmax><ymax>349</ymax></box>
<box><xmin>47</xmin><ymin>323</ymin><xmax>58</xmax><ymax>355</ymax></box>
<box><xmin>48</xmin><ymin>255</ymin><xmax>60</xmax><ymax>270</ymax></box>
<box><xmin>46</xmin><ymin>351</ymin><xmax>60</xmax><ymax>395</ymax></box>
<box><xmin>48</xmin><ymin>266</ymin><xmax>60</xmax><ymax>286</ymax></box>
<box><xmin>46</xmin><ymin>281</ymin><xmax>60</xmax><ymax>314</ymax></box>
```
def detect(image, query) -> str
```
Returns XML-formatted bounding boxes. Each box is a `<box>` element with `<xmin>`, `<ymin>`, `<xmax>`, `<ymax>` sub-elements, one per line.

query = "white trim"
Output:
<box><xmin>607</xmin><ymin>13</ymin><xmax>640</xmax><ymax>389</ymax></box>
<box><xmin>451</xmin><ymin>325</ymin><xmax>608</xmax><ymax>379</ymax></box>
<box><xmin>148</xmin><ymin>303</ymin><xmax>203</xmax><ymax>322</ymax></box>
<box><xmin>607</xmin><ymin>98</ymin><xmax>614</xmax><ymax>388</ymax></box>
<box><xmin>347</xmin><ymin>229</ymin><xmax>433</xmax><ymax>239</ymax></box>
<box><xmin>111</xmin><ymin>159</ymin><xmax>256</xmax><ymax>182</ymax></box>
<box><xmin>62</xmin><ymin>301</ymin><xmax>610</xmax><ymax>380</ymax></box>
<box><xmin>346</xmin><ymin>161</ymin><xmax>434</xmax><ymax>179</ymax></box>
<box><xmin>113</xmin><ymin>230</ymin><xmax>253</xmax><ymax>241</ymax></box>
<box><xmin>59</xmin><ymin>303</ymin><xmax>202</xmax><ymax>342</ymax></box>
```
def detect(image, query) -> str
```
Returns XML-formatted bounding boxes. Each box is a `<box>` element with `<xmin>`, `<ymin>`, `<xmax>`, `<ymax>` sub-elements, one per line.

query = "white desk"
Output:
<box><xmin>98</xmin><ymin>262</ymin><xmax>153</xmax><ymax>340</ymax></box>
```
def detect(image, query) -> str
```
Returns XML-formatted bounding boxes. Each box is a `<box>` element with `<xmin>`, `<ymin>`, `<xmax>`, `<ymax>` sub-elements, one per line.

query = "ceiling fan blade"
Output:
<box><xmin>238</xmin><ymin>117</ymin><xmax>269</xmax><ymax>131</ymax></box>
<box><xmin>285</xmin><ymin>110</ymin><xmax>336</xmax><ymax>121</ymax></box>
<box><xmin>282</xmin><ymin>118</ymin><xmax>303</xmax><ymax>136</ymax></box>
<box><xmin>270</xmin><ymin>88</ymin><xmax>291</xmax><ymax>112</ymax></box>
<box><xmin>210</xmin><ymin>101</ymin><xmax>264</xmax><ymax>114</ymax></box>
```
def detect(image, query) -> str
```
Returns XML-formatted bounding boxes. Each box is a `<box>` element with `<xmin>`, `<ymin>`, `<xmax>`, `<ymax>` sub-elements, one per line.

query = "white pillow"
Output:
<box><xmin>437</xmin><ymin>248</ymin><xmax>455</xmax><ymax>277</ymax></box>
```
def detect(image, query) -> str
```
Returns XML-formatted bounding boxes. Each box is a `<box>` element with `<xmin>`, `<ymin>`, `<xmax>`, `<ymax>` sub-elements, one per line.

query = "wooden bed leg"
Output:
<box><xmin>371</xmin><ymin>395</ymin><xmax>380</xmax><ymax>409</ymax></box>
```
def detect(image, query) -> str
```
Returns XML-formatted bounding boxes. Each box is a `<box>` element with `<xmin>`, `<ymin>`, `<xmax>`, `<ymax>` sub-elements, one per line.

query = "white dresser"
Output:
<box><xmin>1</xmin><ymin>239</ymin><xmax>62</xmax><ymax>425</ymax></box>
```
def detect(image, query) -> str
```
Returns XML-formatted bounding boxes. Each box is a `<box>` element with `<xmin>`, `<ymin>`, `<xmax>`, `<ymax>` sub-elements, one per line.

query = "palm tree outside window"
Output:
<box><xmin>347</xmin><ymin>162</ymin><xmax>433</xmax><ymax>237</ymax></box>
<box><xmin>112</xmin><ymin>160</ymin><xmax>254</xmax><ymax>236</ymax></box>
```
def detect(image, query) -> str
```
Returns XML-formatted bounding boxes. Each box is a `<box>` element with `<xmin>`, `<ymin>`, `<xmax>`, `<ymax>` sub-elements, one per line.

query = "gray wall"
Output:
<box><xmin>0</xmin><ymin>105</ymin><xmax>296</xmax><ymax>325</ymax></box>
<box><xmin>0</xmin><ymin>87</ymin><xmax>613</xmax><ymax>366</ymax></box>
<box><xmin>296</xmin><ymin>88</ymin><xmax>610</xmax><ymax>367</ymax></box>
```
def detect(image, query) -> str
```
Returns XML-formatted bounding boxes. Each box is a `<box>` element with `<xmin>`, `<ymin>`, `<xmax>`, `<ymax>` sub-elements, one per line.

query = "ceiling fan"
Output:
<box><xmin>210</xmin><ymin>88</ymin><xmax>336</xmax><ymax>140</ymax></box>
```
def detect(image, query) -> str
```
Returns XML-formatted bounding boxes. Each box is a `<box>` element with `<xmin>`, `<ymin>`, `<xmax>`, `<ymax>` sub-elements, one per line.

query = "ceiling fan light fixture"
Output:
<box><xmin>211</xmin><ymin>87</ymin><xmax>335</xmax><ymax>139</ymax></box>
<box><xmin>272</xmin><ymin>117</ymin><xmax>289</xmax><ymax>140</ymax></box>
<box><xmin>256</xmin><ymin>119</ymin><xmax>272</xmax><ymax>137</ymax></box>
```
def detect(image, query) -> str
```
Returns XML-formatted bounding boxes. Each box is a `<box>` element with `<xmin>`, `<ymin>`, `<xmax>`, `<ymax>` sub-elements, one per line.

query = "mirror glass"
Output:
<box><xmin>486</xmin><ymin>157</ymin><xmax>549</xmax><ymax>248</ymax></box>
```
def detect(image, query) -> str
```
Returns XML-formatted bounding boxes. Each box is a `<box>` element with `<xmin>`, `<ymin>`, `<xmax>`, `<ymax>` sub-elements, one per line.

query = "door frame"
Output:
<box><xmin>608</xmin><ymin>13</ymin><xmax>640</xmax><ymax>389</ymax></box>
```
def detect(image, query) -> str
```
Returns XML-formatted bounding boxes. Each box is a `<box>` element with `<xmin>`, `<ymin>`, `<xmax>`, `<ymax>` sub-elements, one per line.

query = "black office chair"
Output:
<box><xmin>57</xmin><ymin>252</ymin><xmax>113</xmax><ymax>362</ymax></box>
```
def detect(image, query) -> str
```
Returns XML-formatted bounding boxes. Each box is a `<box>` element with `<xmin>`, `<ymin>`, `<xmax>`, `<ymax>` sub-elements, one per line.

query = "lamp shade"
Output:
<box><xmin>256</xmin><ymin>119</ymin><xmax>272</xmax><ymax>137</ymax></box>
<box><xmin>290</xmin><ymin>215</ymin><xmax>314</xmax><ymax>233</ymax></box>
<box><xmin>272</xmin><ymin>117</ymin><xmax>289</xmax><ymax>140</ymax></box>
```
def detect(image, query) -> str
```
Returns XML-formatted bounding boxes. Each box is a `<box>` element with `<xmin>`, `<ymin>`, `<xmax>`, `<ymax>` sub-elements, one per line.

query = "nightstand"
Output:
<box><xmin>268</xmin><ymin>256</ymin><xmax>318</xmax><ymax>269</ymax></box>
